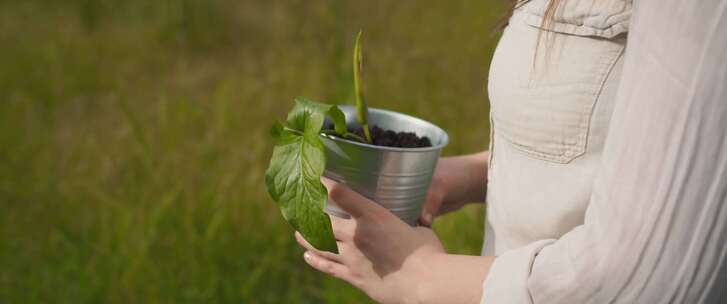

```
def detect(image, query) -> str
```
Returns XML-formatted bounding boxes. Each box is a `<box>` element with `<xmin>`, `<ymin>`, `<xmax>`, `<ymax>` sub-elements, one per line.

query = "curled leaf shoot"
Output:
<box><xmin>353</xmin><ymin>30</ymin><xmax>372</xmax><ymax>144</ymax></box>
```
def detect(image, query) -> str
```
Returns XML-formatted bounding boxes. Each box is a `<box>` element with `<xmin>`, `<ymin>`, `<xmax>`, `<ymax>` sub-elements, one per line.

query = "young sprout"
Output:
<box><xmin>353</xmin><ymin>30</ymin><xmax>373</xmax><ymax>144</ymax></box>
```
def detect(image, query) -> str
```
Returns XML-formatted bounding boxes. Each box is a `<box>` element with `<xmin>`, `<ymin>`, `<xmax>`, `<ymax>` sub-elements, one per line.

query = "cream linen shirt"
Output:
<box><xmin>482</xmin><ymin>0</ymin><xmax>727</xmax><ymax>303</ymax></box>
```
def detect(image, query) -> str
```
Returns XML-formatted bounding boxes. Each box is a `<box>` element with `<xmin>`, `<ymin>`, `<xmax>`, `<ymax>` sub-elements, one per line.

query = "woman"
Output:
<box><xmin>295</xmin><ymin>0</ymin><xmax>727</xmax><ymax>303</ymax></box>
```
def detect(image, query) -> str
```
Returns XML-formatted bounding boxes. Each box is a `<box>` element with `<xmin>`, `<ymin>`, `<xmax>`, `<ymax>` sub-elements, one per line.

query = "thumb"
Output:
<box><xmin>321</xmin><ymin>177</ymin><xmax>387</xmax><ymax>218</ymax></box>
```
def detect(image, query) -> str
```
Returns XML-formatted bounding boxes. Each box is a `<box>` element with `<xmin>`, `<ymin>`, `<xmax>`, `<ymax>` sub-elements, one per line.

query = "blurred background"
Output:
<box><xmin>0</xmin><ymin>0</ymin><xmax>506</xmax><ymax>303</ymax></box>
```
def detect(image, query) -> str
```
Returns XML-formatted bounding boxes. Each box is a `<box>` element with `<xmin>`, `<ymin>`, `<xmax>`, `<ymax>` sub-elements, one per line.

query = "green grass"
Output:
<box><xmin>0</xmin><ymin>1</ymin><xmax>506</xmax><ymax>302</ymax></box>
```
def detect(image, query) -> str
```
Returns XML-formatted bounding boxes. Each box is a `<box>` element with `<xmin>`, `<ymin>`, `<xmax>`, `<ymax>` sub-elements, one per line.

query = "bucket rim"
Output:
<box><xmin>320</xmin><ymin>105</ymin><xmax>449</xmax><ymax>153</ymax></box>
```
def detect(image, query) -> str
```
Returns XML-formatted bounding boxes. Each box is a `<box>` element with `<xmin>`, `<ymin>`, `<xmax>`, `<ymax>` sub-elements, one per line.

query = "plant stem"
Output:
<box><xmin>319</xmin><ymin>129</ymin><xmax>338</xmax><ymax>136</ymax></box>
<box><xmin>353</xmin><ymin>30</ymin><xmax>373</xmax><ymax>144</ymax></box>
<box><xmin>284</xmin><ymin>127</ymin><xmax>304</xmax><ymax>136</ymax></box>
<box><xmin>320</xmin><ymin>129</ymin><xmax>367</xmax><ymax>144</ymax></box>
<box><xmin>343</xmin><ymin>132</ymin><xmax>367</xmax><ymax>143</ymax></box>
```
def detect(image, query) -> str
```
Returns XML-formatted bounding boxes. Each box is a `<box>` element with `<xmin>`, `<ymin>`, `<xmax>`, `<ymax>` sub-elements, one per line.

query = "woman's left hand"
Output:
<box><xmin>295</xmin><ymin>178</ymin><xmax>446</xmax><ymax>304</ymax></box>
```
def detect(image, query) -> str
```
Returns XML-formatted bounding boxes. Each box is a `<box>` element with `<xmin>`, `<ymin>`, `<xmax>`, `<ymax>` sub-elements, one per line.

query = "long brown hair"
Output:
<box><xmin>497</xmin><ymin>0</ymin><xmax>563</xmax><ymax>73</ymax></box>
<box><xmin>498</xmin><ymin>0</ymin><xmax>562</xmax><ymax>31</ymax></box>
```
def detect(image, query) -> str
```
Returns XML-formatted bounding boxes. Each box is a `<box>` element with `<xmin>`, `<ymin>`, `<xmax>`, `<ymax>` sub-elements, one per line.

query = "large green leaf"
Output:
<box><xmin>265</xmin><ymin>98</ymin><xmax>340</xmax><ymax>253</ymax></box>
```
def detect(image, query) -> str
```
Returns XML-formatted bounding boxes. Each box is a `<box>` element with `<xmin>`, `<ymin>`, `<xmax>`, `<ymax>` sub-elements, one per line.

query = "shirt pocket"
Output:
<box><xmin>488</xmin><ymin>15</ymin><xmax>625</xmax><ymax>164</ymax></box>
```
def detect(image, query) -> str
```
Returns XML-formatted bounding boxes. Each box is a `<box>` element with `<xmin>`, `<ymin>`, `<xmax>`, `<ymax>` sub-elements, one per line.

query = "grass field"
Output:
<box><xmin>0</xmin><ymin>1</ymin><xmax>505</xmax><ymax>303</ymax></box>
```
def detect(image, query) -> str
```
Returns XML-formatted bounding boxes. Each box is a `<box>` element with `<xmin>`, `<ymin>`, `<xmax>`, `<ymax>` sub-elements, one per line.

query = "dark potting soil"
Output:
<box><xmin>349</xmin><ymin>125</ymin><xmax>432</xmax><ymax>148</ymax></box>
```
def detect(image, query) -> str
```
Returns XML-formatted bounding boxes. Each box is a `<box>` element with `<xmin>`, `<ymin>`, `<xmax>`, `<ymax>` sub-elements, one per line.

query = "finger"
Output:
<box><xmin>303</xmin><ymin>251</ymin><xmax>355</xmax><ymax>283</ymax></box>
<box><xmin>418</xmin><ymin>215</ymin><xmax>433</xmax><ymax>227</ymax></box>
<box><xmin>295</xmin><ymin>232</ymin><xmax>343</xmax><ymax>263</ymax></box>
<box><xmin>419</xmin><ymin>190</ymin><xmax>444</xmax><ymax>227</ymax></box>
<box><xmin>321</xmin><ymin>177</ymin><xmax>389</xmax><ymax>218</ymax></box>
<box><xmin>330</xmin><ymin>216</ymin><xmax>356</xmax><ymax>241</ymax></box>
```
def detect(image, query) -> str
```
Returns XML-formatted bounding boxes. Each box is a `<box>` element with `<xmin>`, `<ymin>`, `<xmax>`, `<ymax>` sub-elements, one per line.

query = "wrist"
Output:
<box><xmin>442</xmin><ymin>152</ymin><xmax>489</xmax><ymax>205</ymax></box>
<box><xmin>463</xmin><ymin>152</ymin><xmax>488</xmax><ymax>203</ymax></box>
<box><xmin>411</xmin><ymin>252</ymin><xmax>494</xmax><ymax>304</ymax></box>
<box><xmin>410</xmin><ymin>251</ymin><xmax>449</xmax><ymax>304</ymax></box>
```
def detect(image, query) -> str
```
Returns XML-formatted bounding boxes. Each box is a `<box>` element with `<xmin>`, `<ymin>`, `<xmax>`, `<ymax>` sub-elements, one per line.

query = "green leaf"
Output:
<box><xmin>287</xmin><ymin>97</ymin><xmax>330</xmax><ymax>135</ymax></box>
<box><xmin>353</xmin><ymin>30</ymin><xmax>372</xmax><ymax>144</ymax></box>
<box><xmin>327</xmin><ymin>105</ymin><xmax>348</xmax><ymax>136</ymax></box>
<box><xmin>271</xmin><ymin>120</ymin><xmax>284</xmax><ymax>139</ymax></box>
<box><xmin>266</xmin><ymin>98</ymin><xmax>339</xmax><ymax>253</ymax></box>
<box><xmin>288</xmin><ymin>97</ymin><xmax>347</xmax><ymax>137</ymax></box>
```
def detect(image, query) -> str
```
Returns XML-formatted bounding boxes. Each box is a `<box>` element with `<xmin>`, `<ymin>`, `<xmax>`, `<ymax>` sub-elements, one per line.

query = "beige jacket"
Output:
<box><xmin>482</xmin><ymin>0</ymin><xmax>727</xmax><ymax>302</ymax></box>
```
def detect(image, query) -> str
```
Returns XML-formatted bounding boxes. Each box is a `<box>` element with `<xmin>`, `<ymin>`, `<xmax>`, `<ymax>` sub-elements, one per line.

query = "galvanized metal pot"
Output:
<box><xmin>320</xmin><ymin>106</ymin><xmax>449</xmax><ymax>226</ymax></box>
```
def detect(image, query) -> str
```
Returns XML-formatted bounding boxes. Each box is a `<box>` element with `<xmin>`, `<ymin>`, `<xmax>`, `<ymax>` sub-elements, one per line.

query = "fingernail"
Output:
<box><xmin>320</xmin><ymin>177</ymin><xmax>334</xmax><ymax>189</ymax></box>
<box><xmin>423</xmin><ymin>213</ymin><xmax>432</xmax><ymax>224</ymax></box>
<box><xmin>303</xmin><ymin>251</ymin><xmax>311</xmax><ymax>261</ymax></box>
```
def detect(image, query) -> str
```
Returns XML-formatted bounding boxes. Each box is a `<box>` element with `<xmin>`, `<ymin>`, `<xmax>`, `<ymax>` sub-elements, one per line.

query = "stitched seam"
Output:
<box><xmin>580</xmin><ymin>42</ymin><xmax>626</xmax><ymax>158</ymax></box>
<box><xmin>497</xmin><ymin>41</ymin><xmax>625</xmax><ymax>164</ymax></box>
<box><xmin>524</xmin><ymin>14</ymin><xmax>630</xmax><ymax>38</ymax></box>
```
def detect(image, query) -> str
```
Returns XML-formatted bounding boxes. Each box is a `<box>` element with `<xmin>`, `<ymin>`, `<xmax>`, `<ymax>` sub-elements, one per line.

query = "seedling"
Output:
<box><xmin>265</xmin><ymin>32</ymin><xmax>377</xmax><ymax>252</ymax></box>
<box><xmin>265</xmin><ymin>32</ymin><xmax>433</xmax><ymax>252</ymax></box>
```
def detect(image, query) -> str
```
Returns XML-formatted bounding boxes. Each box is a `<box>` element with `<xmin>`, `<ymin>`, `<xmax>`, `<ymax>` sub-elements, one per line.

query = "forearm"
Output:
<box><xmin>415</xmin><ymin>253</ymin><xmax>494</xmax><ymax>304</ymax></box>
<box><xmin>440</xmin><ymin>151</ymin><xmax>489</xmax><ymax>205</ymax></box>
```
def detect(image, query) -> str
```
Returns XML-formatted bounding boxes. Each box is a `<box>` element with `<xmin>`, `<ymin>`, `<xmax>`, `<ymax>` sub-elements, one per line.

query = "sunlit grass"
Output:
<box><xmin>0</xmin><ymin>0</ymin><xmax>506</xmax><ymax>302</ymax></box>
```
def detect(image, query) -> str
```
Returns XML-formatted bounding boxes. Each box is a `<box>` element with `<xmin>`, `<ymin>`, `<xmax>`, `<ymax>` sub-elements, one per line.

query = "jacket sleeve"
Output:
<box><xmin>482</xmin><ymin>0</ymin><xmax>727</xmax><ymax>303</ymax></box>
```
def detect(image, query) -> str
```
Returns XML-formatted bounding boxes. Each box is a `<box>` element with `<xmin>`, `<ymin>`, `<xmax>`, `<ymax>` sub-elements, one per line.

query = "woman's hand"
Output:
<box><xmin>419</xmin><ymin>152</ymin><xmax>490</xmax><ymax>226</ymax></box>
<box><xmin>296</xmin><ymin>178</ymin><xmax>494</xmax><ymax>304</ymax></box>
<box><xmin>296</xmin><ymin>178</ymin><xmax>445</xmax><ymax>304</ymax></box>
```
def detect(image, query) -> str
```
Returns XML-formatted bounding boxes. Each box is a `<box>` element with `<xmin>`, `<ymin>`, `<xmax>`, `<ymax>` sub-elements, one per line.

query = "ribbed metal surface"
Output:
<box><xmin>321</xmin><ymin>106</ymin><xmax>449</xmax><ymax>226</ymax></box>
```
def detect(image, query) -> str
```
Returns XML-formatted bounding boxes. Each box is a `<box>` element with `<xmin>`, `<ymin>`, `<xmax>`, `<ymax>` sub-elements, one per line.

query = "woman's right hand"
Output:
<box><xmin>419</xmin><ymin>151</ymin><xmax>490</xmax><ymax>226</ymax></box>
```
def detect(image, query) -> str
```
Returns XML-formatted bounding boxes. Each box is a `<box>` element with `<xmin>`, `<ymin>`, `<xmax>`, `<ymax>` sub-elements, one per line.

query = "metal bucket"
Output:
<box><xmin>320</xmin><ymin>105</ymin><xmax>449</xmax><ymax>226</ymax></box>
